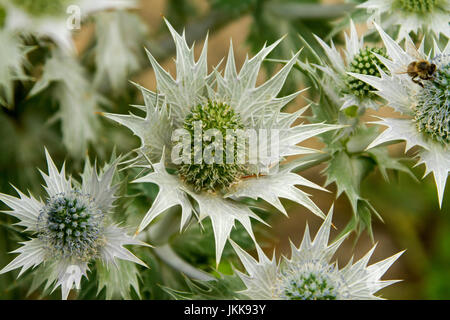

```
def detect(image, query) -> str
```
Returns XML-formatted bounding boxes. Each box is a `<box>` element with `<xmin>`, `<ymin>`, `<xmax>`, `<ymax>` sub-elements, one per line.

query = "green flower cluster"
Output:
<box><xmin>346</xmin><ymin>47</ymin><xmax>389</xmax><ymax>99</ymax></box>
<box><xmin>178</xmin><ymin>101</ymin><xmax>247</xmax><ymax>193</ymax></box>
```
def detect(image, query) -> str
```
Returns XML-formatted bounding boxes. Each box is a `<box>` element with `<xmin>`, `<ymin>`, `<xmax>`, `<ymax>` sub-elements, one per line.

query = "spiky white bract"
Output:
<box><xmin>313</xmin><ymin>20</ymin><xmax>388</xmax><ymax>111</ymax></box>
<box><xmin>105</xmin><ymin>19</ymin><xmax>341</xmax><ymax>264</ymax></box>
<box><xmin>0</xmin><ymin>150</ymin><xmax>146</xmax><ymax>299</ymax></box>
<box><xmin>359</xmin><ymin>0</ymin><xmax>450</xmax><ymax>41</ymax></box>
<box><xmin>1</xmin><ymin>0</ymin><xmax>136</xmax><ymax>53</ymax></box>
<box><xmin>232</xmin><ymin>207</ymin><xmax>403</xmax><ymax>300</ymax></box>
<box><xmin>349</xmin><ymin>24</ymin><xmax>450</xmax><ymax>207</ymax></box>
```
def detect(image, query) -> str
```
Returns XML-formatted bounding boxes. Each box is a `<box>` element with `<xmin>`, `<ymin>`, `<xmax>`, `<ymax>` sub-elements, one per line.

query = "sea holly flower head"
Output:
<box><xmin>1</xmin><ymin>0</ymin><xmax>136</xmax><ymax>52</ymax></box>
<box><xmin>105</xmin><ymin>19</ymin><xmax>341</xmax><ymax>264</ymax></box>
<box><xmin>359</xmin><ymin>0</ymin><xmax>450</xmax><ymax>41</ymax></box>
<box><xmin>349</xmin><ymin>23</ymin><xmax>449</xmax><ymax>207</ymax></box>
<box><xmin>0</xmin><ymin>149</ymin><xmax>146</xmax><ymax>299</ymax></box>
<box><xmin>231</xmin><ymin>207</ymin><xmax>404</xmax><ymax>300</ymax></box>
<box><xmin>314</xmin><ymin>20</ymin><xmax>389</xmax><ymax>111</ymax></box>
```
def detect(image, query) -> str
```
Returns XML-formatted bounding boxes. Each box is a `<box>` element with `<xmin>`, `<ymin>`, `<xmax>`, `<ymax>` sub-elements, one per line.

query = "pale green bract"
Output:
<box><xmin>232</xmin><ymin>207</ymin><xmax>403</xmax><ymax>300</ymax></box>
<box><xmin>349</xmin><ymin>23</ymin><xmax>450</xmax><ymax>207</ymax></box>
<box><xmin>0</xmin><ymin>149</ymin><xmax>147</xmax><ymax>299</ymax></box>
<box><xmin>105</xmin><ymin>19</ymin><xmax>342</xmax><ymax>264</ymax></box>
<box><xmin>359</xmin><ymin>0</ymin><xmax>450</xmax><ymax>40</ymax></box>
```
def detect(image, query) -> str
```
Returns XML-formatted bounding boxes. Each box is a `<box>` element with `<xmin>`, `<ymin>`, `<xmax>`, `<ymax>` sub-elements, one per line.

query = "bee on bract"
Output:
<box><xmin>395</xmin><ymin>42</ymin><xmax>437</xmax><ymax>87</ymax></box>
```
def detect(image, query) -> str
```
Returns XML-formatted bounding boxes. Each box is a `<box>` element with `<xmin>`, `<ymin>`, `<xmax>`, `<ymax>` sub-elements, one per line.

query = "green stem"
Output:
<box><xmin>153</xmin><ymin>244</ymin><xmax>215</xmax><ymax>282</ymax></box>
<box><xmin>141</xmin><ymin>208</ymin><xmax>215</xmax><ymax>281</ymax></box>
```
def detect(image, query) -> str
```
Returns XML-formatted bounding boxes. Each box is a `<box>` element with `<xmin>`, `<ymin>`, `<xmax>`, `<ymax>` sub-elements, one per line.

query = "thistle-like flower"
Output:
<box><xmin>313</xmin><ymin>21</ymin><xmax>389</xmax><ymax>111</ymax></box>
<box><xmin>0</xmin><ymin>150</ymin><xmax>146</xmax><ymax>299</ymax></box>
<box><xmin>359</xmin><ymin>0</ymin><xmax>450</xmax><ymax>41</ymax></box>
<box><xmin>231</xmin><ymin>207</ymin><xmax>403</xmax><ymax>300</ymax></box>
<box><xmin>1</xmin><ymin>0</ymin><xmax>136</xmax><ymax>52</ymax></box>
<box><xmin>105</xmin><ymin>19</ymin><xmax>341</xmax><ymax>264</ymax></box>
<box><xmin>350</xmin><ymin>24</ymin><xmax>449</xmax><ymax>207</ymax></box>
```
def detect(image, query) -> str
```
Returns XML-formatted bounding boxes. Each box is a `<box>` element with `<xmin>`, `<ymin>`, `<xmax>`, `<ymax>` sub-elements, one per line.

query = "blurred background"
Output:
<box><xmin>0</xmin><ymin>0</ymin><xmax>448</xmax><ymax>299</ymax></box>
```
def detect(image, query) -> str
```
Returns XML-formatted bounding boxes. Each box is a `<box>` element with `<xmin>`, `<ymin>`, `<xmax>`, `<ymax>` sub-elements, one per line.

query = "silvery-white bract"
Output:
<box><xmin>0</xmin><ymin>150</ymin><xmax>146</xmax><ymax>299</ymax></box>
<box><xmin>359</xmin><ymin>0</ymin><xmax>450</xmax><ymax>41</ymax></box>
<box><xmin>313</xmin><ymin>20</ymin><xmax>389</xmax><ymax>111</ymax></box>
<box><xmin>232</xmin><ymin>207</ymin><xmax>403</xmax><ymax>300</ymax></box>
<box><xmin>1</xmin><ymin>0</ymin><xmax>136</xmax><ymax>52</ymax></box>
<box><xmin>350</xmin><ymin>24</ymin><xmax>449</xmax><ymax>207</ymax></box>
<box><xmin>105</xmin><ymin>19</ymin><xmax>341</xmax><ymax>264</ymax></box>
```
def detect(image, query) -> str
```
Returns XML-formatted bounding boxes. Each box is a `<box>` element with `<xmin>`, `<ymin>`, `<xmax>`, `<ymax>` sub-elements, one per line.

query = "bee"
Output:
<box><xmin>405</xmin><ymin>60</ymin><xmax>436</xmax><ymax>87</ymax></box>
<box><xmin>395</xmin><ymin>40</ymin><xmax>436</xmax><ymax>87</ymax></box>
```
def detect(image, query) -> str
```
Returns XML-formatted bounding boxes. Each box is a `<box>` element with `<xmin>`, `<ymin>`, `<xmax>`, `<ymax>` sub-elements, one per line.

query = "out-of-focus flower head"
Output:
<box><xmin>359</xmin><ymin>0</ymin><xmax>450</xmax><ymax>41</ymax></box>
<box><xmin>1</xmin><ymin>0</ymin><xmax>136</xmax><ymax>52</ymax></box>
